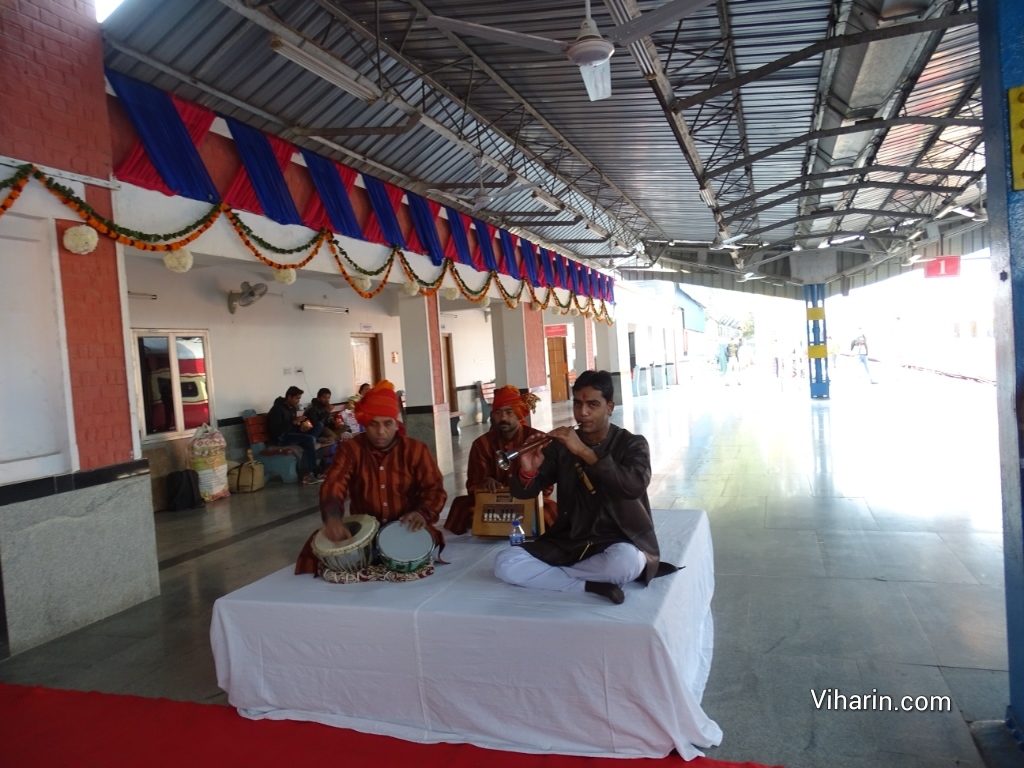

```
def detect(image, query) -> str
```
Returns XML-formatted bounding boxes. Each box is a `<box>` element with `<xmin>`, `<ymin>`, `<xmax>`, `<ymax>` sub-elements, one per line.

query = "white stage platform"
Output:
<box><xmin>211</xmin><ymin>509</ymin><xmax>722</xmax><ymax>760</ymax></box>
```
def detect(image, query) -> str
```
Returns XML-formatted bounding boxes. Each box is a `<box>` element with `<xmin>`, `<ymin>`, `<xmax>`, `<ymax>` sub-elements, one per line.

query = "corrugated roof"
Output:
<box><xmin>101</xmin><ymin>0</ymin><xmax>983</xmax><ymax>290</ymax></box>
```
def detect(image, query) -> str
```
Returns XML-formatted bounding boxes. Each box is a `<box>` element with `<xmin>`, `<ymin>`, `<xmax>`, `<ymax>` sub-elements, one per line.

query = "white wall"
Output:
<box><xmin>438</xmin><ymin>308</ymin><xmax>495</xmax><ymax>386</ymax></box>
<box><xmin>125</xmin><ymin>254</ymin><xmax>404</xmax><ymax>420</ymax></box>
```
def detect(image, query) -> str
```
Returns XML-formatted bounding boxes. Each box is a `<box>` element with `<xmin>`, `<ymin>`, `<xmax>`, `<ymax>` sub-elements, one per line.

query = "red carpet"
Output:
<box><xmin>0</xmin><ymin>683</ymin><xmax>781</xmax><ymax>768</ymax></box>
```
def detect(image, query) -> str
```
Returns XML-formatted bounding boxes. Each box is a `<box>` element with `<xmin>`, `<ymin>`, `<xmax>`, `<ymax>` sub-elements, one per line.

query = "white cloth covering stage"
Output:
<box><xmin>210</xmin><ymin>509</ymin><xmax>722</xmax><ymax>760</ymax></box>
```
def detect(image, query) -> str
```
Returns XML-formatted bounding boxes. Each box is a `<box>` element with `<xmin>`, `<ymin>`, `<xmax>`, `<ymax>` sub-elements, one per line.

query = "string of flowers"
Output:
<box><xmin>35</xmin><ymin>168</ymin><xmax>222</xmax><ymax>248</ymax></box>
<box><xmin>227</xmin><ymin>209</ymin><xmax>325</xmax><ymax>255</ymax></box>
<box><xmin>0</xmin><ymin>166</ymin><xmax>31</xmax><ymax>218</ymax></box>
<box><xmin>448</xmin><ymin>263</ymin><xmax>495</xmax><ymax>301</ymax></box>
<box><xmin>396</xmin><ymin>249</ymin><xmax>449</xmax><ymax>294</ymax></box>
<box><xmin>227</xmin><ymin>208</ymin><xmax>327</xmax><ymax>270</ymax></box>
<box><xmin>491</xmin><ymin>274</ymin><xmax>528</xmax><ymax>308</ymax></box>
<box><xmin>327</xmin><ymin>237</ymin><xmax>395</xmax><ymax>298</ymax></box>
<box><xmin>335</xmin><ymin>238</ymin><xmax>392</xmax><ymax>276</ymax></box>
<box><xmin>1</xmin><ymin>165</ymin><xmax>613</xmax><ymax>320</ymax></box>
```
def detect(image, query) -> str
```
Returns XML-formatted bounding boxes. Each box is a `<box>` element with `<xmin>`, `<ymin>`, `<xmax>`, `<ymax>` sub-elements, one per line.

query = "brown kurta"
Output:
<box><xmin>444</xmin><ymin>425</ymin><xmax>558</xmax><ymax>535</ymax></box>
<box><xmin>510</xmin><ymin>423</ymin><xmax>672</xmax><ymax>585</ymax></box>
<box><xmin>295</xmin><ymin>433</ymin><xmax>447</xmax><ymax>574</ymax></box>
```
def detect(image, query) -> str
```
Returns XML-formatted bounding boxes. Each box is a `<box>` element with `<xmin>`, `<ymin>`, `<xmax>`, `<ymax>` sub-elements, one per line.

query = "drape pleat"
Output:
<box><xmin>107</xmin><ymin>70</ymin><xmax>218</xmax><ymax>202</ymax></box>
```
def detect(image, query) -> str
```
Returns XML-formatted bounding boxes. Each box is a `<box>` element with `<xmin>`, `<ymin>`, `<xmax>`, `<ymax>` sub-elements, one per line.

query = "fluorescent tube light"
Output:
<box><xmin>128</xmin><ymin>291</ymin><xmax>157</xmax><ymax>300</ymax></box>
<box><xmin>270</xmin><ymin>36</ymin><xmax>380</xmax><ymax>103</ymax></box>
<box><xmin>302</xmin><ymin>304</ymin><xmax>350</xmax><ymax>314</ymax></box>
<box><xmin>531</xmin><ymin>191</ymin><xmax>563</xmax><ymax>212</ymax></box>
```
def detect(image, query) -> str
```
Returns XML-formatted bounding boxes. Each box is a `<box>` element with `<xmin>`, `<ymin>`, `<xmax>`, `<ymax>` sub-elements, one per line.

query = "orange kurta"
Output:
<box><xmin>295</xmin><ymin>433</ymin><xmax>447</xmax><ymax>574</ymax></box>
<box><xmin>444</xmin><ymin>425</ymin><xmax>558</xmax><ymax>535</ymax></box>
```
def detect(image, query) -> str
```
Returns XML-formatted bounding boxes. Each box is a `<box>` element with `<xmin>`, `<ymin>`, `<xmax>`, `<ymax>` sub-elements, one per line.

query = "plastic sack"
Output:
<box><xmin>188</xmin><ymin>424</ymin><xmax>230</xmax><ymax>501</ymax></box>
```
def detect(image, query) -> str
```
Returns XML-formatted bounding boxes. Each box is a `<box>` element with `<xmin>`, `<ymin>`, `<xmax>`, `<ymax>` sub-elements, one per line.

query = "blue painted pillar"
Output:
<box><xmin>979</xmin><ymin>0</ymin><xmax>1024</xmax><ymax>749</ymax></box>
<box><xmin>803</xmin><ymin>284</ymin><xmax>829</xmax><ymax>399</ymax></box>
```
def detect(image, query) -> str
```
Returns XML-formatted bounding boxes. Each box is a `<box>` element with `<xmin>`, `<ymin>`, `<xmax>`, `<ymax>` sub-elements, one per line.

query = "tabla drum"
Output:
<box><xmin>376</xmin><ymin>521</ymin><xmax>434</xmax><ymax>573</ymax></box>
<box><xmin>311</xmin><ymin>514</ymin><xmax>379</xmax><ymax>574</ymax></box>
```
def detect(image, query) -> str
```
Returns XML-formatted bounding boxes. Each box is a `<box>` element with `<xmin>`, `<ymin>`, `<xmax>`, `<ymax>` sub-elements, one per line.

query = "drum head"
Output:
<box><xmin>376</xmin><ymin>521</ymin><xmax>433</xmax><ymax>563</ymax></box>
<box><xmin>312</xmin><ymin>514</ymin><xmax>378</xmax><ymax>555</ymax></box>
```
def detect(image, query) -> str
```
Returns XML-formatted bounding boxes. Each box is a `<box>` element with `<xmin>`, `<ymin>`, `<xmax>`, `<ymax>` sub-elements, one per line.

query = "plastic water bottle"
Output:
<box><xmin>509</xmin><ymin>517</ymin><xmax>526</xmax><ymax>546</ymax></box>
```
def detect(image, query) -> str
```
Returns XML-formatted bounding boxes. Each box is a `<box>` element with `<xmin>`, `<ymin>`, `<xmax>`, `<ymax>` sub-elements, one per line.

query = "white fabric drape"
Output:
<box><xmin>211</xmin><ymin>510</ymin><xmax>722</xmax><ymax>759</ymax></box>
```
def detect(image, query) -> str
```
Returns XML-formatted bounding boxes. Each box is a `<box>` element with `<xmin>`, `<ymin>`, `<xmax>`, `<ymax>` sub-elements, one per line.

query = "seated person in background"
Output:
<box><xmin>494</xmin><ymin>370</ymin><xmax>677</xmax><ymax>605</ymax></box>
<box><xmin>267</xmin><ymin>386</ymin><xmax>323</xmax><ymax>485</ymax></box>
<box><xmin>444</xmin><ymin>385</ymin><xmax>558</xmax><ymax>535</ymax></box>
<box><xmin>357</xmin><ymin>382</ymin><xmax>371</xmax><ymax>398</ymax></box>
<box><xmin>295</xmin><ymin>380</ymin><xmax>448</xmax><ymax>574</ymax></box>
<box><xmin>305</xmin><ymin>387</ymin><xmax>341</xmax><ymax>444</ymax></box>
<box><xmin>337</xmin><ymin>395</ymin><xmax>362</xmax><ymax>434</ymax></box>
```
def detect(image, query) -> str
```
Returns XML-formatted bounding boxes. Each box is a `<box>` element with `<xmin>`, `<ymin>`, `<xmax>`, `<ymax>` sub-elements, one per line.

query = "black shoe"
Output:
<box><xmin>585</xmin><ymin>581</ymin><xmax>625</xmax><ymax>604</ymax></box>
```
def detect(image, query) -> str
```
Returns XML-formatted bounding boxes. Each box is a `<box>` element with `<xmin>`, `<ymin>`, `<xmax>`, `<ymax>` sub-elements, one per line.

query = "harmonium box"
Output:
<box><xmin>471</xmin><ymin>491</ymin><xmax>544</xmax><ymax>538</ymax></box>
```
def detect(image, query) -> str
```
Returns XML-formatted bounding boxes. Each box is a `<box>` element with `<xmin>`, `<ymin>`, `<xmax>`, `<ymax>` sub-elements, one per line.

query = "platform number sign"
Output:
<box><xmin>924</xmin><ymin>256</ymin><xmax>961</xmax><ymax>278</ymax></box>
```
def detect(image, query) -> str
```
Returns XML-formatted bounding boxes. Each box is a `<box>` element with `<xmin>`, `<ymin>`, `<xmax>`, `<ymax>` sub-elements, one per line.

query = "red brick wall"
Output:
<box><xmin>524</xmin><ymin>304</ymin><xmax>547</xmax><ymax>389</ymax></box>
<box><xmin>1</xmin><ymin>0</ymin><xmax>112</xmax><ymax>180</ymax></box>
<box><xmin>426</xmin><ymin>292</ymin><xmax>446</xmax><ymax>405</ymax></box>
<box><xmin>2</xmin><ymin>1</ymin><xmax>136</xmax><ymax>471</ymax></box>
<box><xmin>57</xmin><ymin>189</ymin><xmax>133</xmax><ymax>469</ymax></box>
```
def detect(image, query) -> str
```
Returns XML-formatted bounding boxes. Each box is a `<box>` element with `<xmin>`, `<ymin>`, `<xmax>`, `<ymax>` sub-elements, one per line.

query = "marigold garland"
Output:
<box><xmin>1</xmin><ymin>164</ymin><xmax>614</xmax><ymax>323</ymax></box>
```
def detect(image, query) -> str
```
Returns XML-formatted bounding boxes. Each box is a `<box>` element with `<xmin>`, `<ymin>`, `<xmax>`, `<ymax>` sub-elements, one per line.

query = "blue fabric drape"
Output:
<box><xmin>299</xmin><ymin>148</ymin><xmax>362</xmax><ymax>240</ymax></box>
<box><xmin>224</xmin><ymin>116</ymin><xmax>302</xmax><ymax>225</ymax></box>
<box><xmin>472</xmin><ymin>219</ymin><xmax>500</xmax><ymax>272</ymax></box>
<box><xmin>589</xmin><ymin>267</ymin><xmax>600</xmax><ymax>298</ymax></box>
<box><xmin>569</xmin><ymin>261</ymin><xmax>581</xmax><ymax>294</ymax></box>
<box><xmin>407</xmin><ymin>193</ymin><xmax>445</xmax><ymax>266</ymax></box>
<box><xmin>445</xmin><ymin>207</ymin><xmax>475</xmax><ymax>266</ymax></box>
<box><xmin>608</xmin><ymin>277</ymin><xmax>615</xmax><ymax>303</ymax></box>
<box><xmin>498</xmin><ymin>230</ymin><xmax>522</xmax><ymax>280</ymax></box>
<box><xmin>540</xmin><ymin>248</ymin><xmax>556</xmax><ymax>287</ymax></box>
<box><xmin>363</xmin><ymin>175</ymin><xmax>406</xmax><ymax>248</ymax></box>
<box><xmin>519</xmin><ymin>239</ymin><xmax>539</xmax><ymax>285</ymax></box>
<box><xmin>555</xmin><ymin>254</ymin><xmax>569</xmax><ymax>290</ymax></box>
<box><xmin>106</xmin><ymin>69</ymin><xmax>219</xmax><ymax>203</ymax></box>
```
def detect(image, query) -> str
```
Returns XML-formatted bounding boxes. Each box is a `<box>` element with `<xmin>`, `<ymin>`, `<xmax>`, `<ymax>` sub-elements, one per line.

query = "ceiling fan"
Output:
<box><xmin>429</xmin><ymin>156</ymin><xmax>540</xmax><ymax>212</ymax></box>
<box><xmin>427</xmin><ymin>0</ymin><xmax>715</xmax><ymax>102</ymax></box>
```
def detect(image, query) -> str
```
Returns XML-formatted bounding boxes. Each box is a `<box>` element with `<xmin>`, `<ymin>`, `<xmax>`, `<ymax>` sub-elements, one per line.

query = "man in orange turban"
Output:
<box><xmin>295</xmin><ymin>381</ymin><xmax>447</xmax><ymax>574</ymax></box>
<box><xmin>444</xmin><ymin>385</ymin><xmax>558</xmax><ymax>535</ymax></box>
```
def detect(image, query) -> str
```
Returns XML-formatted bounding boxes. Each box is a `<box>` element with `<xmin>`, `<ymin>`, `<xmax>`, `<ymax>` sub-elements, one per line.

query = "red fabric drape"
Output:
<box><xmin>362</xmin><ymin>180</ymin><xmax>406</xmax><ymax>246</ymax></box>
<box><xmin>113</xmin><ymin>95</ymin><xmax>215</xmax><ymax>196</ymax></box>
<box><xmin>223</xmin><ymin>131</ymin><xmax>296</xmax><ymax>216</ymax></box>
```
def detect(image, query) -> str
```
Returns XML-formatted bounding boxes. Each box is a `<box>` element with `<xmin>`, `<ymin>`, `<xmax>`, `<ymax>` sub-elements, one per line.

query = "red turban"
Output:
<box><xmin>491</xmin><ymin>385</ymin><xmax>530</xmax><ymax>422</ymax></box>
<box><xmin>355</xmin><ymin>380</ymin><xmax>400</xmax><ymax>426</ymax></box>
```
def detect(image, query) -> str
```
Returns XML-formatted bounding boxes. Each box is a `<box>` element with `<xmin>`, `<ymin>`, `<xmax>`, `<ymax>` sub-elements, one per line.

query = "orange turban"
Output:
<box><xmin>491</xmin><ymin>385</ymin><xmax>530</xmax><ymax>422</ymax></box>
<box><xmin>355</xmin><ymin>380</ymin><xmax>400</xmax><ymax>426</ymax></box>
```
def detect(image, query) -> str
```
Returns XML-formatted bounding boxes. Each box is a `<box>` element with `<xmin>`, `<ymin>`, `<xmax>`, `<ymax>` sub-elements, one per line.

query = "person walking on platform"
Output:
<box><xmin>851</xmin><ymin>331</ymin><xmax>876</xmax><ymax>383</ymax></box>
<box><xmin>494</xmin><ymin>370</ymin><xmax>677</xmax><ymax>605</ymax></box>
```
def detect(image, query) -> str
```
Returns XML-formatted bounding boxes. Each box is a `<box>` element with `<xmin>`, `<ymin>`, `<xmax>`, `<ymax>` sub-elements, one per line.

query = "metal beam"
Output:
<box><xmin>729</xmin><ymin>208</ymin><xmax>925</xmax><ymax>241</ymax></box>
<box><xmin>706</xmin><ymin>116</ymin><xmax>985</xmax><ymax>179</ymax></box>
<box><xmin>671</xmin><ymin>12</ymin><xmax>977</xmax><ymax>113</ymax></box>
<box><xmin>721</xmin><ymin>181</ymin><xmax>958</xmax><ymax>225</ymax></box>
<box><xmin>325</xmin><ymin>0</ymin><xmax>663</xmax><ymax>243</ymax></box>
<box><xmin>718</xmin><ymin>164</ymin><xmax>982</xmax><ymax>213</ymax></box>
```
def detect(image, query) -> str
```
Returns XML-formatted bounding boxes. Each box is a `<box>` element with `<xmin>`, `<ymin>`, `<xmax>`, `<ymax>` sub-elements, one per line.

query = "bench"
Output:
<box><xmin>242</xmin><ymin>410</ymin><xmax>300</xmax><ymax>484</ymax></box>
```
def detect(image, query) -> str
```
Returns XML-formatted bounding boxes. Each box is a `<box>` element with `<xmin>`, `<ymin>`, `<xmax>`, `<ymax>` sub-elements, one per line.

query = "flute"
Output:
<box><xmin>495</xmin><ymin>427</ymin><xmax>578</xmax><ymax>471</ymax></box>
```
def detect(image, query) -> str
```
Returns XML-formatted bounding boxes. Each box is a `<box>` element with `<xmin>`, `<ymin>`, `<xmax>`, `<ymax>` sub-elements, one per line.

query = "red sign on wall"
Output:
<box><xmin>924</xmin><ymin>256</ymin><xmax>961</xmax><ymax>278</ymax></box>
<box><xmin>545</xmin><ymin>324</ymin><xmax>568</xmax><ymax>338</ymax></box>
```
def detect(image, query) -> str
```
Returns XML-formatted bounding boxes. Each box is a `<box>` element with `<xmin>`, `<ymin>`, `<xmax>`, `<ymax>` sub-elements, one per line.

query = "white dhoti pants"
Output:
<box><xmin>493</xmin><ymin>542</ymin><xmax>646</xmax><ymax>592</ymax></box>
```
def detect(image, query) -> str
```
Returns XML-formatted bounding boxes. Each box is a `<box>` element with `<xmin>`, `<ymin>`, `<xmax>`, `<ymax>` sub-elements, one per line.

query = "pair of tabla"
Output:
<box><xmin>311</xmin><ymin>514</ymin><xmax>433</xmax><ymax>576</ymax></box>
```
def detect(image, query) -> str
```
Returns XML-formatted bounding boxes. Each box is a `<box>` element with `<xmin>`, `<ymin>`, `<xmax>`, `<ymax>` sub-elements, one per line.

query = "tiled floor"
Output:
<box><xmin>0</xmin><ymin>361</ymin><xmax>1009</xmax><ymax>768</ymax></box>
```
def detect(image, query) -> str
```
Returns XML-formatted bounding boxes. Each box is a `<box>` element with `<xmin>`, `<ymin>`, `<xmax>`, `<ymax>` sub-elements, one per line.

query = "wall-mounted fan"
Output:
<box><xmin>428</xmin><ymin>0</ymin><xmax>715</xmax><ymax>102</ymax></box>
<box><xmin>227</xmin><ymin>281</ymin><xmax>268</xmax><ymax>314</ymax></box>
<box><xmin>429</xmin><ymin>156</ymin><xmax>540</xmax><ymax>212</ymax></box>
